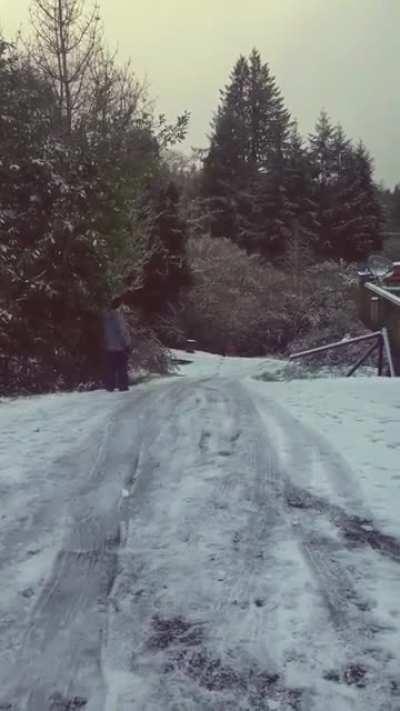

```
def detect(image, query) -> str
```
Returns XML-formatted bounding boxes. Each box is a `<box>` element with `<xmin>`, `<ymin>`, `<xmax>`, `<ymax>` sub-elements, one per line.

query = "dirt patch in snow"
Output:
<box><xmin>147</xmin><ymin>616</ymin><xmax>304</xmax><ymax>708</ymax></box>
<box><xmin>285</xmin><ymin>484</ymin><xmax>400</xmax><ymax>562</ymax></box>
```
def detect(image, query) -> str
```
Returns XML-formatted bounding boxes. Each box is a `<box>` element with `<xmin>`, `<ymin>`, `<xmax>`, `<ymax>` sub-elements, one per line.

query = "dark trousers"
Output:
<box><xmin>104</xmin><ymin>350</ymin><xmax>129</xmax><ymax>391</ymax></box>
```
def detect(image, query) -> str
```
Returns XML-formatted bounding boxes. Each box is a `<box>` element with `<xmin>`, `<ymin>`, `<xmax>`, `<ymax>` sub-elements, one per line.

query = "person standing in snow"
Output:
<box><xmin>102</xmin><ymin>296</ymin><xmax>131</xmax><ymax>391</ymax></box>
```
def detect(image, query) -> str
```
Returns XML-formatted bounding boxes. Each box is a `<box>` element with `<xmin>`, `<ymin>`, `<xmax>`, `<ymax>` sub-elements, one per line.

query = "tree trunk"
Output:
<box><xmin>58</xmin><ymin>0</ymin><xmax>72</xmax><ymax>134</ymax></box>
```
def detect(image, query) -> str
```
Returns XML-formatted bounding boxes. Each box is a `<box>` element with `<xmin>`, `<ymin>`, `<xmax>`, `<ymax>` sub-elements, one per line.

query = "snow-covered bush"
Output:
<box><xmin>287</xmin><ymin>262</ymin><xmax>369</xmax><ymax>364</ymax></box>
<box><xmin>178</xmin><ymin>236</ymin><xmax>287</xmax><ymax>355</ymax></box>
<box><xmin>179</xmin><ymin>236</ymin><xmax>365</xmax><ymax>359</ymax></box>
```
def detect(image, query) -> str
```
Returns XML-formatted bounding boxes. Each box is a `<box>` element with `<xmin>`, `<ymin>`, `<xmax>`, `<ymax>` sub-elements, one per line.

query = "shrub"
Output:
<box><xmin>179</xmin><ymin>236</ymin><xmax>291</xmax><ymax>355</ymax></box>
<box><xmin>180</xmin><ymin>235</ymin><xmax>367</xmax><ymax>361</ymax></box>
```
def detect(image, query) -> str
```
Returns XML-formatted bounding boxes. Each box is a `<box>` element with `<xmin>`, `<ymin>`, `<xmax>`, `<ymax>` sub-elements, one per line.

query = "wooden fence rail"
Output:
<box><xmin>290</xmin><ymin>328</ymin><xmax>395</xmax><ymax>377</ymax></box>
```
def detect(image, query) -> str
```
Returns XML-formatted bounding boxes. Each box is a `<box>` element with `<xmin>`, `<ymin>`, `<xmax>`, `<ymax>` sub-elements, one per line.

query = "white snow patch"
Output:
<box><xmin>172</xmin><ymin>348</ymin><xmax>286</xmax><ymax>380</ymax></box>
<box><xmin>1</xmin><ymin>352</ymin><xmax>400</xmax><ymax>709</ymax></box>
<box><xmin>246</xmin><ymin>377</ymin><xmax>400</xmax><ymax>538</ymax></box>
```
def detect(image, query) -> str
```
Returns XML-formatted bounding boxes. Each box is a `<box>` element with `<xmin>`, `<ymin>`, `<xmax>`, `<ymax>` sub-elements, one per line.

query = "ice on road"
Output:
<box><xmin>1</xmin><ymin>352</ymin><xmax>400</xmax><ymax>710</ymax></box>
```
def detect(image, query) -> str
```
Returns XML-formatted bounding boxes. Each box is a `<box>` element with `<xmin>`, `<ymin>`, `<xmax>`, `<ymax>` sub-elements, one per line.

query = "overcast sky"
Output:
<box><xmin>1</xmin><ymin>0</ymin><xmax>399</xmax><ymax>186</ymax></box>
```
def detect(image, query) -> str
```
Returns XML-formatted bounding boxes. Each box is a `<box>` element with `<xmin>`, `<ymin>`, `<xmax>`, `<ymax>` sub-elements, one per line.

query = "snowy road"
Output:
<box><xmin>1</xmin><ymin>354</ymin><xmax>400</xmax><ymax>710</ymax></box>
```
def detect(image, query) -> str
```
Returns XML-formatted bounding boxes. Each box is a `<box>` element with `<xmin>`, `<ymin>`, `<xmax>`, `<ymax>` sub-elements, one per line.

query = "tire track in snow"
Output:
<box><xmin>246</xmin><ymin>382</ymin><xmax>400</xmax><ymax>710</ymax></box>
<box><xmin>192</xmin><ymin>380</ymin><xmax>284</xmax><ymax>660</ymax></box>
<box><xmin>102</xmin><ymin>378</ymin><xmax>317</xmax><ymax>710</ymax></box>
<box><xmin>2</xmin><ymin>382</ymin><xmax>179</xmax><ymax>711</ymax></box>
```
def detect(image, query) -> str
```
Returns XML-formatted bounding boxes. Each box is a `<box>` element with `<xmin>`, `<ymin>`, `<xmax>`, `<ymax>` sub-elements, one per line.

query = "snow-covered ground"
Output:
<box><xmin>1</xmin><ymin>351</ymin><xmax>400</xmax><ymax>710</ymax></box>
<box><xmin>172</xmin><ymin>349</ymin><xmax>287</xmax><ymax>380</ymax></box>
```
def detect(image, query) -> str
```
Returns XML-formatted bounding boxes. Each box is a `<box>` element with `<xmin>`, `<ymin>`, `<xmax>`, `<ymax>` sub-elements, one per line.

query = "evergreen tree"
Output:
<box><xmin>285</xmin><ymin>122</ymin><xmax>317</xmax><ymax>237</ymax></box>
<box><xmin>309</xmin><ymin>112</ymin><xmax>382</xmax><ymax>261</ymax></box>
<box><xmin>376</xmin><ymin>184</ymin><xmax>394</xmax><ymax>232</ymax></box>
<box><xmin>0</xmin><ymin>15</ymin><xmax>189</xmax><ymax>392</ymax></box>
<box><xmin>0</xmin><ymin>41</ymin><xmax>108</xmax><ymax>380</ymax></box>
<box><xmin>391</xmin><ymin>184</ymin><xmax>400</xmax><ymax>230</ymax></box>
<box><xmin>308</xmin><ymin>110</ymin><xmax>338</xmax><ymax>256</ymax></box>
<box><xmin>309</xmin><ymin>110</ymin><xmax>336</xmax><ymax>184</ymax></box>
<box><xmin>201</xmin><ymin>55</ymin><xmax>250</xmax><ymax>242</ymax></box>
<box><xmin>334</xmin><ymin>142</ymin><xmax>383</xmax><ymax>260</ymax></box>
<box><xmin>246</xmin><ymin>48</ymin><xmax>291</xmax><ymax>170</ymax></box>
<box><xmin>202</xmin><ymin>49</ymin><xmax>291</xmax><ymax>256</ymax></box>
<box><xmin>283</xmin><ymin>123</ymin><xmax>318</xmax><ymax>267</ymax></box>
<box><xmin>131</xmin><ymin>179</ymin><xmax>191</xmax><ymax>315</ymax></box>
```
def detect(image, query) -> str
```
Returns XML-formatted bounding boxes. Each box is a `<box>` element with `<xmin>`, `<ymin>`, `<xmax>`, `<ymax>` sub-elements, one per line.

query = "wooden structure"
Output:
<box><xmin>357</xmin><ymin>280</ymin><xmax>400</xmax><ymax>375</ymax></box>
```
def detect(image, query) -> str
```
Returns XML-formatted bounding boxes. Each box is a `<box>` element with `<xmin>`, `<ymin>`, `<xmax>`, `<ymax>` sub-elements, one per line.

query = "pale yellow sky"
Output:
<box><xmin>1</xmin><ymin>0</ymin><xmax>400</xmax><ymax>185</ymax></box>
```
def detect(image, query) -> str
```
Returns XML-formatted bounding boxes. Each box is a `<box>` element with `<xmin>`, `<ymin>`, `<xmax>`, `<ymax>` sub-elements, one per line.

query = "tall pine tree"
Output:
<box><xmin>201</xmin><ymin>56</ymin><xmax>249</xmax><ymax>241</ymax></box>
<box><xmin>334</xmin><ymin>141</ymin><xmax>383</xmax><ymax>260</ymax></box>
<box><xmin>308</xmin><ymin>110</ymin><xmax>337</xmax><ymax>256</ymax></box>
<box><xmin>309</xmin><ymin>111</ymin><xmax>382</xmax><ymax>261</ymax></box>
<box><xmin>202</xmin><ymin>49</ymin><xmax>292</xmax><ymax>257</ymax></box>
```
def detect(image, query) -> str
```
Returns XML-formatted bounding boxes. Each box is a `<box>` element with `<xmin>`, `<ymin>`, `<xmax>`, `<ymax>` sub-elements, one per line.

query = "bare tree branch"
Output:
<box><xmin>28</xmin><ymin>0</ymin><xmax>101</xmax><ymax>134</ymax></box>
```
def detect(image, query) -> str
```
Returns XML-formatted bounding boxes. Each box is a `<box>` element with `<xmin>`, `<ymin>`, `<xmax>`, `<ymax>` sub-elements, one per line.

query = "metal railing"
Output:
<box><xmin>290</xmin><ymin>328</ymin><xmax>396</xmax><ymax>377</ymax></box>
<box><xmin>364</xmin><ymin>281</ymin><xmax>400</xmax><ymax>308</ymax></box>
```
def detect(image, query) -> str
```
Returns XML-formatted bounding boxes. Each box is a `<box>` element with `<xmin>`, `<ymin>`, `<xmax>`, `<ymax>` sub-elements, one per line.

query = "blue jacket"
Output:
<box><xmin>103</xmin><ymin>308</ymin><xmax>131</xmax><ymax>351</ymax></box>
